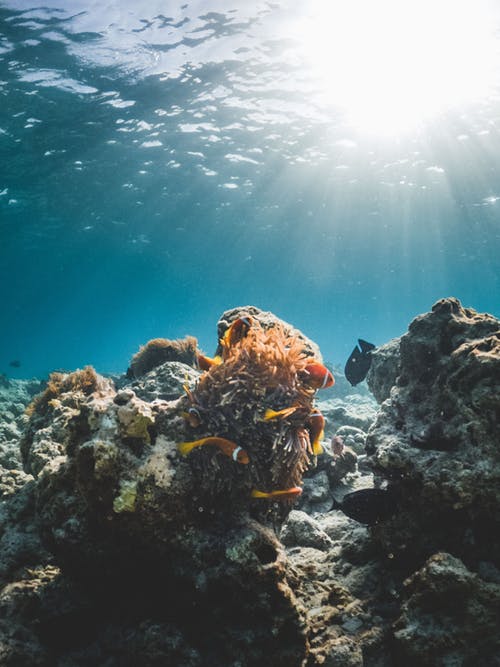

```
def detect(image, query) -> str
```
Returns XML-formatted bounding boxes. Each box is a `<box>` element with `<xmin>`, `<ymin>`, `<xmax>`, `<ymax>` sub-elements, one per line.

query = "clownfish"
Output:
<box><xmin>251</xmin><ymin>487</ymin><xmax>303</xmax><ymax>501</ymax></box>
<box><xmin>221</xmin><ymin>316</ymin><xmax>252</xmax><ymax>351</ymax></box>
<box><xmin>177</xmin><ymin>436</ymin><xmax>250</xmax><ymax>464</ymax></box>
<box><xmin>306</xmin><ymin>409</ymin><xmax>325</xmax><ymax>456</ymax></box>
<box><xmin>197</xmin><ymin>353</ymin><xmax>223</xmax><ymax>371</ymax></box>
<box><xmin>181</xmin><ymin>407</ymin><xmax>203</xmax><ymax>428</ymax></box>
<box><xmin>262</xmin><ymin>406</ymin><xmax>298</xmax><ymax>421</ymax></box>
<box><xmin>300</xmin><ymin>363</ymin><xmax>335</xmax><ymax>390</ymax></box>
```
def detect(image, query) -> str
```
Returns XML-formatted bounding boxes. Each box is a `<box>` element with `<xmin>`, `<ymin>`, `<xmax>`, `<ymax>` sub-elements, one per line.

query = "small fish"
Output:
<box><xmin>181</xmin><ymin>407</ymin><xmax>202</xmax><ymax>428</ymax></box>
<box><xmin>332</xmin><ymin>488</ymin><xmax>395</xmax><ymax>525</ymax></box>
<box><xmin>306</xmin><ymin>410</ymin><xmax>325</xmax><ymax>455</ymax></box>
<box><xmin>262</xmin><ymin>406</ymin><xmax>298</xmax><ymax>421</ymax></box>
<box><xmin>300</xmin><ymin>363</ymin><xmax>335</xmax><ymax>390</ymax></box>
<box><xmin>9</xmin><ymin>360</ymin><xmax>21</xmax><ymax>368</ymax></box>
<box><xmin>251</xmin><ymin>486</ymin><xmax>303</xmax><ymax>501</ymax></box>
<box><xmin>331</xmin><ymin>435</ymin><xmax>345</xmax><ymax>456</ymax></box>
<box><xmin>197</xmin><ymin>353</ymin><xmax>223</xmax><ymax>371</ymax></box>
<box><xmin>221</xmin><ymin>316</ymin><xmax>252</xmax><ymax>350</ymax></box>
<box><xmin>177</xmin><ymin>436</ymin><xmax>250</xmax><ymax>464</ymax></box>
<box><xmin>344</xmin><ymin>339</ymin><xmax>375</xmax><ymax>386</ymax></box>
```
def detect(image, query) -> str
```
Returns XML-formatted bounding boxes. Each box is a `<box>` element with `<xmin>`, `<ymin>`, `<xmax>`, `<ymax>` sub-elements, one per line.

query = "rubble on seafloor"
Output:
<box><xmin>0</xmin><ymin>299</ymin><xmax>499</xmax><ymax>666</ymax></box>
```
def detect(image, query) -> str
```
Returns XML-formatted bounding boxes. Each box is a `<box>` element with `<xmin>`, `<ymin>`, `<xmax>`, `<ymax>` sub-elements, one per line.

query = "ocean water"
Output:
<box><xmin>2</xmin><ymin>0</ymin><xmax>500</xmax><ymax>379</ymax></box>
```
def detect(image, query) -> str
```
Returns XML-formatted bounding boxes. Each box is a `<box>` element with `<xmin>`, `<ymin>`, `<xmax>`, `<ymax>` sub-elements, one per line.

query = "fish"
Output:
<box><xmin>331</xmin><ymin>435</ymin><xmax>345</xmax><ymax>456</ymax></box>
<box><xmin>197</xmin><ymin>353</ymin><xmax>223</xmax><ymax>371</ymax></box>
<box><xmin>306</xmin><ymin>409</ymin><xmax>325</xmax><ymax>455</ymax></box>
<box><xmin>251</xmin><ymin>486</ymin><xmax>303</xmax><ymax>501</ymax></box>
<box><xmin>181</xmin><ymin>407</ymin><xmax>203</xmax><ymax>428</ymax></box>
<box><xmin>262</xmin><ymin>406</ymin><xmax>298</xmax><ymax>421</ymax></box>
<box><xmin>344</xmin><ymin>339</ymin><xmax>375</xmax><ymax>386</ymax></box>
<box><xmin>300</xmin><ymin>362</ymin><xmax>335</xmax><ymax>390</ymax></box>
<box><xmin>221</xmin><ymin>316</ymin><xmax>252</xmax><ymax>350</ymax></box>
<box><xmin>177</xmin><ymin>436</ymin><xmax>250</xmax><ymax>464</ymax></box>
<box><xmin>332</xmin><ymin>488</ymin><xmax>395</xmax><ymax>525</ymax></box>
<box><xmin>8</xmin><ymin>360</ymin><xmax>21</xmax><ymax>368</ymax></box>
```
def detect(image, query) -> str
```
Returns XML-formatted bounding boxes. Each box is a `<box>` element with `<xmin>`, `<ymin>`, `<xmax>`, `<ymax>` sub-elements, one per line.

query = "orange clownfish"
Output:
<box><xmin>251</xmin><ymin>487</ymin><xmax>303</xmax><ymax>501</ymax></box>
<box><xmin>197</xmin><ymin>353</ymin><xmax>223</xmax><ymax>371</ymax></box>
<box><xmin>221</xmin><ymin>316</ymin><xmax>252</xmax><ymax>351</ymax></box>
<box><xmin>300</xmin><ymin>363</ymin><xmax>335</xmax><ymax>390</ymax></box>
<box><xmin>306</xmin><ymin>409</ymin><xmax>325</xmax><ymax>456</ymax></box>
<box><xmin>178</xmin><ymin>436</ymin><xmax>250</xmax><ymax>464</ymax></box>
<box><xmin>181</xmin><ymin>407</ymin><xmax>203</xmax><ymax>428</ymax></box>
<box><xmin>262</xmin><ymin>406</ymin><xmax>298</xmax><ymax>421</ymax></box>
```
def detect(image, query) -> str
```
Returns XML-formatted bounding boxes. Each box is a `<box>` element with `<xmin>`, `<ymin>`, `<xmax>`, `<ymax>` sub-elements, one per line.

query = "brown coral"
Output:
<box><xmin>182</xmin><ymin>321</ymin><xmax>327</xmax><ymax>499</ymax></box>
<box><xmin>127</xmin><ymin>335</ymin><xmax>198</xmax><ymax>378</ymax></box>
<box><xmin>25</xmin><ymin>366</ymin><xmax>100</xmax><ymax>419</ymax></box>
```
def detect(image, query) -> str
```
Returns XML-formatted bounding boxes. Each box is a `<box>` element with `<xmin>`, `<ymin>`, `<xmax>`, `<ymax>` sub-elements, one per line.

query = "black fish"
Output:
<box><xmin>344</xmin><ymin>339</ymin><xmax>375</xmax><ymax>386</ymax></box>
<box><xmin>8</xmin><ymin>359</ymin><xmax>21</xmax><ymax>368</ymax></box>
<box><xmin>332</xmin><ymin>488</ymin><xmax>395</xmax><ymax>525</ymax></box>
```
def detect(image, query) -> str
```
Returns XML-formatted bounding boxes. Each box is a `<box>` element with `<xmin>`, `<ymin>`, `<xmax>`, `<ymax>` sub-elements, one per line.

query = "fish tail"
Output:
<box><xmin>177</xmin><ymin>439</ymin><xmax>202</xmax><ymax>456</ymax></box>
<box><xmin>251</xmin><ymin>489</ymin><xmax>269</xmax><ymax>498</ymax></box>
<box><xmin>313</xmin><ymin>440</ymin><xmax>324</xmax><ymax>456</ymax></box>
<box><xmin>263</xmin><ymin>406</ymin><xmax>297</xmax><ymax>421</ymax></box>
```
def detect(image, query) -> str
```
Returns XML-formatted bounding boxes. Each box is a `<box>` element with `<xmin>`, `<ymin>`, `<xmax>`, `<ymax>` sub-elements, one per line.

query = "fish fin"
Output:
<box><xmin>358</xmin><ymin>339</ymin><xmax>375</xmax><ymax>352</ymax></box>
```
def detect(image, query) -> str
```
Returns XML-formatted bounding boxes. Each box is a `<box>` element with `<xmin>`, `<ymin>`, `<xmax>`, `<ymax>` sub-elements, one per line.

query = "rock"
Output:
<box><xmin>334</xmin><ymin>426</ymin><xmax>367</xmax><ymax>455</ymax></box>
<box><xmin>324</xmin><ymin>448</ymin><xmax>358</xmax><ymax>486</ymax></box>
<box><xmin>366</xmin><ymin>297</ymin><xmax>500</xmax><ymax>565</ymax></box>
<box><xmin>298</xmin><ymin>470</ymin><xmax>333</xmax><ymax>514</ymax></box>
<box><xmin>394</xmin><ymin>552</ymin><xmax>500</xmax><ymax>665</ymax></box>
<box><xmin>0</xmin><ymin>379</ymin><xmax>43</xmax><ymax>470</ymax></box>
<box><xmin>280</xmin><ymin>510</ymin><xmax>333</xmax><ymax>551</ymax></box>
<box><xmin>318</xmin><ymin>395</ymin><xmax>377</xmax><ymax>434</ymax></box>
<box><xmin>126</xmin><ymin>361</ymin><xmax>200</xmax><ymax>402</ymax></box>
<box><xmin>366</xmin><ymin>338</ymin><xmax>401</xmax><ymax>403</ymax></box>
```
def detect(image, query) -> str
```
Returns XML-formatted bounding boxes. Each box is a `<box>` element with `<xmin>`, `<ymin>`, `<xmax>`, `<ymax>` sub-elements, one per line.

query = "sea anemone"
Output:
<box><xmin>127</xmin><ymin>335</ymin><xmax>199</xmax><ymax>378</ymax></box>
<box><xmin>181</xmin><ymin>319</ymin><xmax>327</xmax><ymax>499</ymax></box>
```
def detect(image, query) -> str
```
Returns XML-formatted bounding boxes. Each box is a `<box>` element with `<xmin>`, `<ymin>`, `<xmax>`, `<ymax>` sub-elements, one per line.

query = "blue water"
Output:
<box><xmin>2</xmin><ymin>1</ymin><xmax>500</xmax><ymax>378</ymax></box>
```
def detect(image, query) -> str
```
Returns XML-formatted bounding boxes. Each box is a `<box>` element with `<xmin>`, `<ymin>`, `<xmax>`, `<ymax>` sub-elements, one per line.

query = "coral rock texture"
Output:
<box><xmin>366</xmin><ymin>297</ymin><xmax>500</xmax><ymax>565</ymax></box>
<box><xmin>2</xmin><ymin>300</ymin><xmax>499</xmax><ymax>666</ymax></box>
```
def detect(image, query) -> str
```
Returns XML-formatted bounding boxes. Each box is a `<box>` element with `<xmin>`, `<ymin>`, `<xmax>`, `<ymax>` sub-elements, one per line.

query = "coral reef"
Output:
<box><xmin>0</xmin><ymin>299</ymin><xmax>499</xmax><ymax>666</ymax></box>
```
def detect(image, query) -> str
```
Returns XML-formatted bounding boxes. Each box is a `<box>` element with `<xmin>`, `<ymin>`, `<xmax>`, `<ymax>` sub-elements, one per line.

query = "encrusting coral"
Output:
<box><xmin>179</xmin><ymin>317</ymin><xmax>334</xmax><ymax>501</ymax></box>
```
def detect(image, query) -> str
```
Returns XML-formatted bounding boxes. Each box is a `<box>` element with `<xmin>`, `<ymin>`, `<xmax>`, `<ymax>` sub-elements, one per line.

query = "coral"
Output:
<box><xmin>24</xmin><ymin>366</ymin><xmax>100</xmax><ymax>419</ymax></box>
<box><xmin>127</xmin><ymin>336</ymin><xmax>198</xmax><ymax>378</ymax></box>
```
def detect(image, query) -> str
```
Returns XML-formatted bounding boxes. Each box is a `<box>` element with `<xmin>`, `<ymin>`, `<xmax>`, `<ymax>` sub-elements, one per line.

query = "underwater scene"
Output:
<box><xmin>1</xmin><ymin>1</ymin><xmax>500</xmax><ymax>665</ymax></box>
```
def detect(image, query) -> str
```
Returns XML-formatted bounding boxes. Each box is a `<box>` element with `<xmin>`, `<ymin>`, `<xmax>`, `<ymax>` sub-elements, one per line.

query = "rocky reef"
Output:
<box><xmin>0</xmin><ymin>299</ymin><xmax>499</xmax><ymax>666</ymax></box>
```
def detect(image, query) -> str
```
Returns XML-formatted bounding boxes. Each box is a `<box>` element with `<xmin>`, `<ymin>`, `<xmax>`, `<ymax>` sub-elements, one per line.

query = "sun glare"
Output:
<box><xmin>292</xmin><ymin>0</ymin><xmax>500</xmax><ymax>135</ymax></box>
